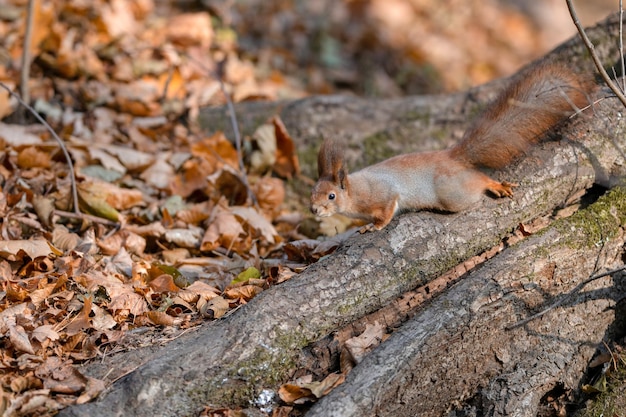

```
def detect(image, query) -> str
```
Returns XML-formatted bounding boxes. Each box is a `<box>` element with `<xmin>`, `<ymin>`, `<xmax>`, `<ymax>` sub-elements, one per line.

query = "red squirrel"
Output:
<box><xmin>310</xmin><ymin>60</ymin><xmax>596</xmax><ymax>232</ymax></box>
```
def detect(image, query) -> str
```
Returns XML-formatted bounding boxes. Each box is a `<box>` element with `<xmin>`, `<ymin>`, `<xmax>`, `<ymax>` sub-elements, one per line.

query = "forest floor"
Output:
<box><xmin>0</xmin><ymin>0</ymin><xmax>622</xmax><ymax>416</ymax></box>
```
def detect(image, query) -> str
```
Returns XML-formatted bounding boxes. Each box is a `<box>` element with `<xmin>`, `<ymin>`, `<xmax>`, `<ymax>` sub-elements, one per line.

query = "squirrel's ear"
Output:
<box><xmin>336</xmin><ymin>166</ymin><xmax>347</xmax><ymax>189</ymax></box>
<box><xmin>317</xmin><ymin>139</ymin><xmax>348</xmax><ymax>183</ymax></box>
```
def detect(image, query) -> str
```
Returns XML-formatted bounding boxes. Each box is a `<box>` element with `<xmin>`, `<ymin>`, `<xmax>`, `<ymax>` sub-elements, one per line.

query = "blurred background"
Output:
<box><xmin>193</xmin><ymin>0</ymin><xmax>616</xmax><ymax>96</ymax></box>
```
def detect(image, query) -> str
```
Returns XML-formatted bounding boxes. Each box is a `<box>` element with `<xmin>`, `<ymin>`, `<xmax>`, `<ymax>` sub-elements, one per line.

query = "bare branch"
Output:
<box><xmin>0</xmin><ymin>83</ymin><xmax>80</xmax><ymax>215</ymax></box>
<box><xmin>20</xmin><ymin>0</ymin><xmax>35</xmax><ymax>109</ymax></box>
<box><xmin>566</xmin><ymin>0</ymin><xmax>626</xmax><ymax>108</ymax></box>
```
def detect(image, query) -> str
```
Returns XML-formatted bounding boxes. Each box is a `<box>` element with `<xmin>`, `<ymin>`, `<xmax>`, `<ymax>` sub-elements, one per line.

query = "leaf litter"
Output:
<box><xmin>0</xmin><ymin>0</ymin><xmax>336</xmax><ymax>415</ymax></box>
<box><xmin>0</xmin><ymin>0</ymin><xmax>573</xmax><ymax>415</ymax></box>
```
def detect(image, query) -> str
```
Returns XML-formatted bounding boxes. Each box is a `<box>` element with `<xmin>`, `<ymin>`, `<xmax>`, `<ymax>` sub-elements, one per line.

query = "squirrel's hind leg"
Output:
<box><xmin>485</xmin><ymin>179</ymin><xmax>517</xmax><ymax>198</ymax></box>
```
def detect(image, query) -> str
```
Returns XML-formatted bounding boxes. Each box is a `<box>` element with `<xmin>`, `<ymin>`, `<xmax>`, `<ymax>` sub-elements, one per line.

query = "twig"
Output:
<box><xmin>616</xmin><ymin>0</ymin><xmax>626</xmax><ymax>91</ymax></box>
<box><xmin>185</xmin><ymin>55</ymin><xmax>258</xmax><ymax>206</ymax></box>
<box><xmin>566</xmin><ymin>0</ymin><xmax>626</xmax><ymax>108</ymax></box>
<box><xmin>506</xmin><ymin>265</ymin><xmax>626</xmax><ymax>330</ymax></box>
<box><xmin>0</xmin><ymin>82</ymin><xmax>80</xmax><ymax>214</ymax></box>
<box><xmin>215</xmin><ymin>60</ymin><xmax>257</xmax><ymax>206</ymax></box>
<box><xmin>54</xmin><ymin>209</ymin><xmax>120</xmax><ymax>228</ymax></box>
<box><xmin>19</xmin><ymin>0</ymin><xmax>35</xmax><ymax>117</ymax></box>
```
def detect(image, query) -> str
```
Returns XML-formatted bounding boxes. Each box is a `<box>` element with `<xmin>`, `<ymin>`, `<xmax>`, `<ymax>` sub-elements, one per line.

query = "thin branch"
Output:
<box><xmin>53</xmin><ymin>210</ymin><xmax>120</xmax><ymax>228</ymax></box>
<box><xmin>0</xmin><ymin>83</ymin><xmax>80</xmax><ymax>215</ymax></box>
<box><xmin>216</xmin><ymin>61</ymin><xmax>257</xmax><ymax>206</ymax></box>
<box><xmin>619</xmin><ymin>0</ymin><xmax>626</xmax><ymax>91</ymax></box>
<box><xmin>566</xmin><ymin>0</ymin><xmax>626</xmax><ymax>108</ymax></box>
<box><xmin>186</xmin><ymin>54</ymin><xmax>257</xmax><ymax>205</ymax></box>
<box><xmin>20</xmin><ymin>0</ymin><xmax>35</xmax><ymax>112</ymax></box>
<box><xmin>506</xmin><ymin>265</ymin><xmax>626</xmax><ymax>330</ymax></box>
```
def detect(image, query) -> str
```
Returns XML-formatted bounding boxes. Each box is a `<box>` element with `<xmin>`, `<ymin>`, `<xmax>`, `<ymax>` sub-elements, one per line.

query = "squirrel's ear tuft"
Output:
<box><xmin>317</xmin><ymin>139</ymin><xmax>347</xmax><ymax>182</ymax></box>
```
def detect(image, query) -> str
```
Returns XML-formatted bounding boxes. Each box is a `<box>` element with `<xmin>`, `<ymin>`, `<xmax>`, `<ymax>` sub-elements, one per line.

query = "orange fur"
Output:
<box><xmin>310</xmin><ymin>60</ymin><xmax>596</xmax><ymax>232</ymax></box>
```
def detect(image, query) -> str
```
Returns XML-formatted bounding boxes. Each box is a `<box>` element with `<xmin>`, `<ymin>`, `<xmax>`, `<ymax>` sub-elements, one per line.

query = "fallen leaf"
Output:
<box><xmin>31</xmin><ymin>325</ymin><xmax>60</xmax><ymax>343</ymax></box>
<box><xmin>9</xmin><ymin>324</ymin><xmax>36</xmax><ymax>354</ymax></box>
<box><xmin>164</xmin><ymin>227</ymin><xmax>204</xmax><ymax>249</ymax></box>
<box><xmin>200</xmin><ymin>296</ymin><xmax>229</xmax><ymax>319</ymax></box>
<box><xmin>0</xmin><ymin>239</ymin><xmax>54</xmax><ymax>261</ymax></box>
<box><xmin>201</xmin><ymin>207</ymin><xmax>247</xmax><ymax>253</ymax></box>
<box><xmin>231</xmin><ymin>206</ymin><xmax>279</xmax><ymax>245</ymax></box>
<box><xmin>17</xmin><ymin>147</ymin><xmax>51</xmax><ymax>169</ymax></box>
<box><xmin>223</xmin><ymin>284</ymin><xmax>263</xmax><ymax>302</ymax></box>
<box><xmin>148</xmin><ymin>274</ymin><xmax>180</xmax><ymax>293</ymax></box>
<box><xmin>166</xmin><ymin>13</ymin><xmax>213</xmax><ymax>47</ymax></box>
<box><xmin>272</xmin><ymin>116</ymin><xmax>300</xmax><ymax>179</ymax></box>
<box><xmin>344</xmin><ymin>322</ymin><xmax>385</xmax><ymax>365</ymax></box>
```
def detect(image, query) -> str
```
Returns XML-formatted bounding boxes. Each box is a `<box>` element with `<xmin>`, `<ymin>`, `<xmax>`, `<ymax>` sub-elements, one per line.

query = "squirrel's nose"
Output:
<box><xmin>310</xmin><ymin>206</ymin><xmax>318</xmax><ymax>215</ymax></box>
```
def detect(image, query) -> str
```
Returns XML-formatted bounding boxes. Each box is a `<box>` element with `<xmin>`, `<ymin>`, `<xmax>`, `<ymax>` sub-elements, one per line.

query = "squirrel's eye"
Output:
<box><xmin>328</xmin><ymin>193</ymin><xmax>336</xmax><ymax>200</ymax></box>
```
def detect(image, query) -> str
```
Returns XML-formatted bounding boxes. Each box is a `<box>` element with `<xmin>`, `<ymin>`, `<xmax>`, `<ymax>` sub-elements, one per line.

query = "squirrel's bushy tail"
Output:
<box><xmin>450</xmin><ymin>60</ymin><xmax>596</xmax><ymax>169</ymax></box>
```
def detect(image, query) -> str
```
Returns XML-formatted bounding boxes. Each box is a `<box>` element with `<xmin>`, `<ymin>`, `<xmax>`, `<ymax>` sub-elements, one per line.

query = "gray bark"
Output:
<box><xmin>60</xmin><ymin>13</ymin><xmax>626</xmax><ymax>417</ymax></box>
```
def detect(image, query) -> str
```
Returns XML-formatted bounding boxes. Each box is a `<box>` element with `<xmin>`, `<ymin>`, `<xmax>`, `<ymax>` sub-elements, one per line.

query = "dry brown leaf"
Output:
<box><xmin>0</xmin><ymin>84</ymin><xmax>15</xmax><ymax>119</ymax></box>
<box><xmin>77</xmin><ymin>182</ymin><xmax>120</xmax><ymax>221</ymax></box>
<box><xmin>283</xmin><ymin>239</ymin><xmax>320</xmax><ymax>262</ymax></box>
<box><xmin>145</xmin><ymin>311</ymin><xmax>177</xmax><ymax>326</ymax></box>
<box><xmin>114</xmin><ymin>79</ymin><xmax>162</xmax><ymax>116</ymax></box>
<box><xmin>231</xmin><ymin>206</ymin><xmax>279</xmax><ymax>245</ymax></box>
<box><xmin>41</xmin><ymin>363</ymin><xmax>88</xmax><ymax>394</ymax></box>
<box><xmin>161</xmin><ymin>248</ymin><xmax>190</xmax><ymax>264</ymax></box>
<box><xmin>124</xmin><ymin>222</ymin><xmax>167</xmax><ymax>239</ymax></box>
<box><xmin>79</xmin><ymin>179</ymin><xmax>144</xmax><ymax>211</ymax></box>
<box><xmin>223</xmin><ymin>284</ymin><xmax>263</xmax><ymax>302</ymax></box>
<box><xmin>179</xmin><ymin>281</ymin><xmax>220</xmax><ymax>302</ymax></box>
<box><xmin>51</xmin><ymin>225</ymin><xmax>80</xmax><ymax>251</ymax></box>
<box><xmin>166</xmin><ymin>13</ymin><xmax>213</xmax><ymax>47</ymax></box>
<box><xmin>164</xmin><ymin>227</ymin><xmax>204</xmax><ymax>249</ymax></box>
<box><xmin>97</xmin><ymin>232</ymin><xmax>124</xmax><ymax>256</ymax></box>
<box><xmin>108</xmin><ymin>292</ymin><xmax>149</xmax><ymax>316</ymax></box>
<box><xmin>0</xmin><ymin>123</ymin><xmax>43</xmax><ymax>146</ymax></box>
<box><xmin>192</xmin><ymin>132</ymin><xmax>239</xmax><ymax>170</ymax></box>
<box><xmin>140</xmin><ymin>154</ymin><xmax>175</xmax><ymax>189</ymax></box>
<box><xmin>302</xmin><ymin>372</ymin><xmax>345</xmax><ymax>399</ymax></box>
<box><xmin>277</xmin><ymin>383</ymin><xmax>315</xmax><ymax>405</ymax></box>
<box><xmin>124</xmin><ymin>231</ymin><xmax>146</xmax><ymax>255</ymax></box>
<box><xmin>30</xmin><ymin>0</ymin><xmax>55</xmax><ymax>55</ymax></box>
<box><xmin>170</xmin><ymin>159</ymin><xmax>211</xmax><ymax>198</ymax></box>
<box><xmin>100</xmin><ymin>0</ymin><xmax>137</xmax><ymax>38</ymax></box>
<box><xmin>29</xmin><ymin>281</ymin><xmax>57</xmax><ymax>307</ymax></box>
<box><xmin>0</xmin><ymin>239</ymin><xmax>54</xmax><ymax>261</ymax></box>
<box><xmin>91</xmin><ymin>305</ymin><xmax>118</xmax><ymax>331</ymax></box>
<box><xmin>87</xmin><ymin>147</ymin><xmax>126</xmax><ymax>174</ymax></box>
<box><xmin>65</xmin><ymin>296</ymin><xmax>93</xmax><ymax>336</ymax></box>
<box><xmin>249</xmin><ymin>124</ymin><xmax>276</xmax><ymax>174</ymax></box>
<box><xmin>207</xmin><ymin>167</ymin><xmax>248</xmax><ymax>205</ymax></box>
<box><xmin>270</xmin><ymin>265</ymin><xmax>297</xmax><ymax>284</ymax></box>
<box><xmin>272</xmin><ymin>116</ymin><xmax>300</xmax><ymax>179</ymax></box>
<box><xmin>344</xmin><ymin>322</ymin><xmax>385</xmax><ymax>365</ymax></box>
<box><xmin>201</xmin><ymin>207</ymin><xmax>247</xmax><ymax>253</ymax></box>
<box><xmin>176</xmin><ymin>206</ymin><xmax>211</xmax><ymax>225</ymax></box>
<box><xmin>9</xmin><ymin>325</ymin><xmax>35</xmax><ymax>354</ymax></box>
<box><xmin>17</xmin><ymin>147</ymin><xmax>51</xmax><ymax>169</ymax></box>
<box><xmin>148</xmin><ymin>274</ymin><xmax>180</xmax><ymax>293</ymax></box>
<box><xmin>77</xmin><ymin>271</ymin><xmax>149</xmax><ymax>317</ymax></box>
<box><xmin>253</xmin><ymin>176</ymin><xmax>285</xmax><ymax>218</ymax></box>
<box><xmin>101</xmin><ymin>144</ymin><xmax>155</xmax><ymax>171</ymax></box>
<box><xmin>200</xmin><ymin>296</ymin><xmax>229</xmax><ymax>319</ymax></box>
<box><xmin>278</xmin><ymin>373</ymin><xmax>345</xmax><ymax>405</ymax></box>
<box><xmin>76</xmin><ymin>376</ymin><xmax>106</xmax><ymax>405</ymax></box>
<box><xmin>31</xmin><ymin>325</ymin><xmax>60</xmax><ymax>343</ymax></box>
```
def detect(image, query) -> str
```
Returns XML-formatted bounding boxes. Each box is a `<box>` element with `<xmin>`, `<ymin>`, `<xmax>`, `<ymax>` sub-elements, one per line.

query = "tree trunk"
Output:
<box><xmin>60</xmin><ymin>13</ymin><xmax>626</xmax><ymax>417</ymax></box>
